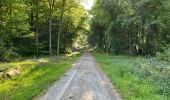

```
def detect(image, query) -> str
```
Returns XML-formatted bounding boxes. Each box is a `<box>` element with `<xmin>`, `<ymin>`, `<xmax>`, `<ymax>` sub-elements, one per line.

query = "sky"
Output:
<box><xmin>82</xmin><ymin>0</ymin><xmax>94</xmax><ymax>10</ymax></box>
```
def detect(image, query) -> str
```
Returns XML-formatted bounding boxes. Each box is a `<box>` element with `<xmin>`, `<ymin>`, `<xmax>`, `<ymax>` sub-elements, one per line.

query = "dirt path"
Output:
<box><xmin>39</xmin><ymin>53</ymin><xmax>122</xmax><ymax>100</ymax></box>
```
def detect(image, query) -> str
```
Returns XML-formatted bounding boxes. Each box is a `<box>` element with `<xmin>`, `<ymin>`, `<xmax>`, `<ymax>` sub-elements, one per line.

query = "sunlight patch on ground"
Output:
<box><xmin>65</xmin><ymin>52</ymin><xmax>80</xmax><ymax>58</ymax></box>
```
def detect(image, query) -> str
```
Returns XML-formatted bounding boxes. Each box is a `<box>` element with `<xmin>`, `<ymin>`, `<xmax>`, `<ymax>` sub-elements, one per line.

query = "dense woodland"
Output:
<box><xmin>0</xmin><ymin>0</ymin><xmax>87</xmax><ymax>61</ymax></box>
<box><xmin>1</xmin><ymin>0</ymin><xmax>170</xmax><ymax>61</ymax></box>
<box><xmin>89</xmin><ymin>1</ymin><xmax>170</xmax><ymax>98</ymax></box>
<box><xmin>89</xmin><ymin>0</ymin><xmax>170</xmax><ymax>56</ymax></box>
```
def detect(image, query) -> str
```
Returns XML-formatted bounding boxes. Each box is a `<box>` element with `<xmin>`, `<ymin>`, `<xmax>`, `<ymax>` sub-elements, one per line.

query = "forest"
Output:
<box><xmin>0</xmin><ymin>0</ymin><xmax>170</xmax><ymax>100</ymax></box>
<box><xmin>89</xmin><ymin>0</ymin><xmax>170</xmax><ymax>56</ymax></box>
<box><xmin>89</xmin><ymin>0</ymin><xmax>170</xmax><ymax>99</ymax></box>
<box><xmin>0</xmin><ymin>0</ymin><xmax>87</xmax><ymax>61</ymax></box>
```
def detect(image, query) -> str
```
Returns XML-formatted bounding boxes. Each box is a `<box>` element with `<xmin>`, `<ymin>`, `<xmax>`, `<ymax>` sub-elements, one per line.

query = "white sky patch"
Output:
<box><xmin>82</xmin><ymin>0</ymin><xmax>94</xmax><ymax>10</ymax></box>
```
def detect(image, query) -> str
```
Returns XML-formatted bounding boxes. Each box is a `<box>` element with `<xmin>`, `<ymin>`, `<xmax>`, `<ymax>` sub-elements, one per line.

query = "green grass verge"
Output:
<box><xmin>0</xmin><ymin>54</ymin><xmax>81</xmax><ymax>100</ymax></box>
<box><xmin>92</xmin><ymin>53</ymin><xmax>168</xmax><ymax>100</ymax></box>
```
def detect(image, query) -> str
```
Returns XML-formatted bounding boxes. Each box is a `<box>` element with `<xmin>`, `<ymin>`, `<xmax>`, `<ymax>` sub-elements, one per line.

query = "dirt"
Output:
<box><xmin>0</xmin><ymin>68</ymin><xmax>20</xmax><ymax>78</ymax></box>
<box><xmin>39</xmin><ymin>53</ymin><xmax>122</xmax><ymax>100</ymax></box>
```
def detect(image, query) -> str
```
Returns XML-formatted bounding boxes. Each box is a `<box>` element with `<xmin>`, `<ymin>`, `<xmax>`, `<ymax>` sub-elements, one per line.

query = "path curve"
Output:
<box><xmin>39</xmin><ymin>53</ymin><xmax>122</xmax><ymax>100</ymax></box>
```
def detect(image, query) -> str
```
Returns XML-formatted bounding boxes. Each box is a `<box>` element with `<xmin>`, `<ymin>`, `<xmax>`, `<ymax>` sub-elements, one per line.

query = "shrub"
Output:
<box><xmin>0</xmin><ymin>46</ymin><xmax>19</xmax><ymax>62</ymax></box>
<box><xmin>133</xmin><ymin>56</ymin><xmax>170</xmax><ymax>99</ymax></box>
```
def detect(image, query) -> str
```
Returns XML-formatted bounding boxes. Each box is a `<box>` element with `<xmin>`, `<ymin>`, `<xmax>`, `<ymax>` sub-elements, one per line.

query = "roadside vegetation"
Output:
<box><xmin>93</xmin><ymin>52</ymin><xmax>170</xmax><ymax>100</ymax></box>
<box><xmin>89</xmin><ymin>0</ymin><xmax>170</xmax><ymax>99</ymax></box>
<box><xmin>0</xmin><ymin>53</ymin><xmax>81</xmax><ymax>100</ymax></box>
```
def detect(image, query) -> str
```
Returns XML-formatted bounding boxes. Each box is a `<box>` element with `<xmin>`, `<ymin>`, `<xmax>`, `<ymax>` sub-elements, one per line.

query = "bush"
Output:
<box><xmin>157</xmin><ymin>46</ymin><xmax>170</xmax><ymax>62</ymax></box>
<box><xmin>133</xmin><ymin>56</ymin><xmax>170</xmax><ymax>99</ymax></box>
<box><xmin>0</xmin><ymin>46</ymin><xmax>19</xmax><ymax>62</ymax></box>
<box><xmin>0</xmin><ymin>46</ymin><xmax>6</xmax><ymax>61</ymax></box>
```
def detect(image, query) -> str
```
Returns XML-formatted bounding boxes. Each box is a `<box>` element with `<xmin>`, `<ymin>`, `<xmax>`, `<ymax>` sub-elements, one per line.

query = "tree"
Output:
<box><xmin>89</xmin><ymin>0</ymin><xmax>170</xmax><ymax>56</ymax></box>
<box><xmin>0</xmin><ymin>0</ymin><xmax>87</xmax><ymax>61</ymax></box>
<box><xmin>57</xmin><ymin>0</ymin><xmax>65</xmax><ymax>55</ymax></box>
<box><xmin>0</xmin><ymin>0</ymin><xmax>3</xmax><ymax>47</ymax></box>
<box><xmin>49</xmin><ymin>0</ymin><xmax>53</xmax><ymax>55</ymax></box>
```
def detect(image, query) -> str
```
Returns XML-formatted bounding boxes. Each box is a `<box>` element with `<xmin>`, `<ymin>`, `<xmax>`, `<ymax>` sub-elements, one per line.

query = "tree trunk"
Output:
<box><xmin>9</xmin><ymin>0</ymin><xmax>13</xmax><ymax>47</ymax></box>
<box><xmin>128</xmin><ymin>30</ymin><xmax>131</xmax><ymax>56</ymax></box>
<box><xmin>0</xmin><ymin>1</ymin><xmax>3</xmax><ymax>46</ymax></box>
<box><xmin>49</xmin><ymin>0</ymin><xmax>53</xmax><ymax>55</ymax></box>
<box><xmin>30</xmin><ymin>12</ymin><xmax>34</xmax><ymax>31</ymax></box>
<box><xmin>154</xmin><ymin>14</ymin><xmax>159</xmax><ymax>54</ymax></box>
<box><xmin>57</xmin><ymin>0</ymin><xmax>65</xmax><ymax>55</ymax></box>
<box><xmin>35</xmin><ymin>1</ymin><xmax>39</xmax><ymax>55</ymax></box>
<box><xmin>30</xmin><ymin>0</ymin><xmax>34</xmax><ymax>31</ymax></box>
<box><xmin>36</xmin><ymin>26</ymin><xmax>39</xmax><ymax>55</ymax></box>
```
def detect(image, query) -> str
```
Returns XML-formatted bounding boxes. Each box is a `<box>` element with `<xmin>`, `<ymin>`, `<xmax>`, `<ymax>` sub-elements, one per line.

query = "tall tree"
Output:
<box><xmin>35</xmin><ymin>0</ymin><xmax>39</xmax><ymax>55</ymax></box>
<box><xmin>57</xmin><ymin>0</ymin><xmax>65</xmax><ymax>55</ymax></box>
<box><xmin>0</xmin><ymin>0</ymin><xmax>87</xmax><ymax>61</ymax></box>
<box><xmin>0</xmin><ymin>0</ymin><xmax>3</xmax><ymax>47</ymax></box>
<box><xmin>89</xmin><ymin>0</ymin><xmax>170</xmax><ymax>56</ymax></box>
<box><xmin>49</xmin><ymin>0</ymin><xmax>53</xmax><ymax>55</ymax></box>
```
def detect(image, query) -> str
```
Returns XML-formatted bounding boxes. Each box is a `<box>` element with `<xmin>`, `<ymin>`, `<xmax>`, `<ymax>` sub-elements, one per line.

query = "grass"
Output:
<box><xmin>0</xmin><ymin>53</ymin><xmax>81</xmax><ymax>100</ymax></box>
<box><xmin>92</xmin><ymin>52</ymin><xmax>169</xmax><ymax>100</ymax></box>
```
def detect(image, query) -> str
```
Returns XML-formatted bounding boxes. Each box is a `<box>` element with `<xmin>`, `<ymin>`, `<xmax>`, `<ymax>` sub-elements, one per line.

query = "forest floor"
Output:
<box><xmin>38</xmin><ymin>52</ymin><xmax>122</xmax><ymax>100</ymax></box>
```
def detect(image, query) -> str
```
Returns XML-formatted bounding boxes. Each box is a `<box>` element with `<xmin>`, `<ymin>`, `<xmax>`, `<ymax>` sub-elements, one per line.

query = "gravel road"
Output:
<box><xmin>39</xmin><ymin>53</ymin><xmax>122</xmax><ymax>100</ymax></box>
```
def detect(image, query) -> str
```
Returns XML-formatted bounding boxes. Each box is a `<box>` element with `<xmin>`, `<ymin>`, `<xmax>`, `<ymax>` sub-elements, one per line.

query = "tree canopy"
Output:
<box><xmin>0</xmin><ymin>0</ymin><xmax>87</xmax><ymax>61</ymax></box>
<box><xmin>89</xmin><ymin>0</ymin><xmax>170</xmax><ymax>56</ymax></box>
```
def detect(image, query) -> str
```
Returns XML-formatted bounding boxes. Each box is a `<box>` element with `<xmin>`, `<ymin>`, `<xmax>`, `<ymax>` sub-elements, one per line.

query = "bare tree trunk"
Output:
<box><xmin>0</xmin><ymin>0</ymin><xmax>3</xmax><ymax>46</ymax></box>
<box><xmin>49</xmin><ymin>0</ymin><xmax>53</xmax><ymax>55</ymax></box>
<box><xmin>36</xmin><ymin>26</ymin><xmax>39</xmax><ymax>55</ymax></box>
<box><xmin>128</xmin><ymin>27</ymin><xmax>132</xmax><ymax>56</ymax></box>
<box><xmin>35</xmin><ymin>1</ymin><xmax>39</xmax><ymax>55</ymax></box>
<box><xmin>30</xmin><ymin>12</ymin><xmax>34</xmax><ymax>31</ymax></box>
<box><xmin>154</xmin><ymin>14</ymin><xmax>159</xmax><ymax>55</ymax></box>
<box><xmin>142</xmin><ymin>18</ymin><xmax>145</xmax><ymax>48</ymax></box>
<box><xmin>9</xmin><ymin>0</ymin><xmax>13</xmax><ymax>47</ymax></box>
<box><xmin>57</xmin><ymin>0</ymin><xmax>65</xmax><ymax>55</ymax></box>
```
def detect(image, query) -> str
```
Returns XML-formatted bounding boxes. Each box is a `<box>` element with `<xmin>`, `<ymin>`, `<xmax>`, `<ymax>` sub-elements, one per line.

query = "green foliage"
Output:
<box><xmin>0</xmin><ymin>55</ymin><xmax>79</xmax><ymax>100</ymax></box>
<box><xmin>133</xmin><ymin>57</ymin><xmax>170</xmax><ymax>98</ymax></box>
<box><xmin>1</xmin><ymin>49</ymin><xmax>19</xmax><ymax>62</ymax></box>
<box><xmin>93</xmin><ymin>52</ymin><xmax>170</xmax><ymax>99</ymax></box>
<box><xmin>89</xmin><ymin>0</ymin><xmax>170</xmax><ymax>56</ymax></box>
<box><xmin>0</xmin><ymin>0</ymin><xmax>87</xmax><ymax>61</ymax></box>
<box><xmin>0</xmin><ymin>46</ymin><xmax>19</xmax><ymax>62</ymax></box>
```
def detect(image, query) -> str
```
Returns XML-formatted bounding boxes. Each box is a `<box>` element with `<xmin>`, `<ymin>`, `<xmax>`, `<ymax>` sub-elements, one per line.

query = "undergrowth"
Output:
<box><xmin>93</xmin><ymin>53</ymin><xmax>170</xmax><ymax>100</ymax></box>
